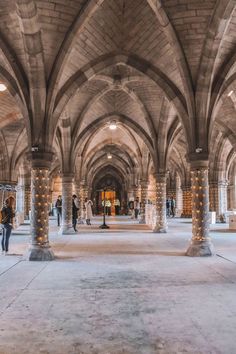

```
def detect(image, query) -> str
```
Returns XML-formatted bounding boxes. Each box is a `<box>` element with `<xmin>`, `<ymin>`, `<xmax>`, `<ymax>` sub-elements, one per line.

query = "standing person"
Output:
<box><xmin>166</xmin><ymin>198</ymin><xmax>170</xmax><ymax>217</ymax></box>
<box><xmin>1</xmin><ymin>197</ymin><xmax>15</xmax><ymax>255</ymax></box>
<box><xmin>84</xmin><ymin>198</ymin><xmax>93</xmax><ymax>225</ymax></box>
<box><xmin>134</xmin><ymin>197</ymin><xmax>140</xmax><ymax>219</ymax></box>
<box><xmin>114</xmin><ymin>199</ymin><xmax>120</xmax><ymax>215</ymax></box>
<box><xmin>170</xmin><ymin>196</ymin><xmax>176</xmax><ymax>217</ymax></box>
<box><xmin>55</xmin><ymin>195</ymin><xmax>62</xmax><ymax>227</ymax></box>
<box><xmin>72</xmin><ymin>194</ymin><xmax>79</xmax><ymax>232</ymax></box>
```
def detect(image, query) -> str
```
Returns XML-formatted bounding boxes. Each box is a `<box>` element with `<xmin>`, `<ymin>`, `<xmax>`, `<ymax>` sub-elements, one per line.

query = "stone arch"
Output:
<box><xmin>0</xmin><ymin>131</ymin><xmax>10</xmax><ymax>182</ymax></box>
<box><xmin>83</xmin><ymin>141</ymin><xmax>138</xmax><ymax>172</ymax></box>
<box><xmin>46</xmin><ymin>0</ymin><xmax>106</xmax><ymax>115</ymax></box>
<box><xmin>71</xmin><ymin>113</ymin><xmax>155</xmax><ymax>168</ymax></box>
<box><xmin>71</xmin><ymin>82</ymin><xmax>156</xmax><ymax>142</ymax></box>
<box><xmin>16</xmin><ymin>0</ymin><xmax>47</xmax><ymax>147</ymax></box>
<box><xmin>195</xmin><ymin>0</ymin><xmax>236</xmax><ymax>148</ymax></box>
<box><xmin>146</xmin><ymin>0</ymin><xmax>195</xmax><ymax>118</ymax></box>
<box><xmin>0</xmin><ymin>65</ymin><xmax>31</xmax><ymax>144</ymax></box>
<box><xmin>48</xmin><ymin>53</ymin><xmax>192</xmax><ymax>151</ymax></box>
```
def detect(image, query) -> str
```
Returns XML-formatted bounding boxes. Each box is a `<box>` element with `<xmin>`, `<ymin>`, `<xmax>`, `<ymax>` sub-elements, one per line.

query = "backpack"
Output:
<box><xmin>0</xmin><ymin>208</ymin><xmax>8</xmax><ymax>224</ymax></box>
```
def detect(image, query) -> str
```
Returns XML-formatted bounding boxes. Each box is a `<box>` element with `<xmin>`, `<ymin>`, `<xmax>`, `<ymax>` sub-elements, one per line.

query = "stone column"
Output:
<box><xmin>60</xmin><ymin>174</ymin><xmax>73</xmax><ymax>234</ymax></box>
<box><xmin>79</xmin><ymin>181</ymin><xmax>86</xmax><ymax>220</ymax></box>
<box><xmin>28</xmin><ymin>152</ymin><xmax>54</xmax><ymax>261</ymax></box>
<box><xmin>227</xmin><ymin>182</ymin><xmax>236</xmax><ymax>210</ymax></box>
<box><xmin>218</xmin><ymin>179</ymin><xmax>228</xmax><ymax>219</ymax></box>
<box><xmin>24</xmin><ymin>184</ymin><xmax>31</xmax><ymax>220</ymax></box>
<box><xmin>75</xmin><ymin>181</ymin><xmax>83</xmax><ymax>224</ymax></box>
<box><xmin>181</xmin><ymin>185</ymin><xmax>192</xmax><ymax>217</ymax></box>
<box><xmin>133</xmin><ymin>185</ymin><xmax>139</xmax><ymax>199</ymax></box>
<box><xmin>209</xmin><ymin>180</ymin><xmax>228</xmax><ymax>221</ymax></box>
<box><xmin>153</xmin><ymin>173</ymin><xmax>167</xmax><ymax>233</ymax></box>
<box><xmin>186</xmin><ymin>160</ymin><xmax>214</xmax><ymax>256</ymax></box>
<box><xmin>176</xmin><ymin>185</ymin><xmax>183</xmax><ymax>217</ymax></box>
<box><xmin>16</xmin><ymin>178</ymin><xmax>25</xmax><ymax>227</ymax></box>
<box><xmin>139</xmin><ymin>180</ymin><xmax>148</xmax><ymax>224</ymax></box>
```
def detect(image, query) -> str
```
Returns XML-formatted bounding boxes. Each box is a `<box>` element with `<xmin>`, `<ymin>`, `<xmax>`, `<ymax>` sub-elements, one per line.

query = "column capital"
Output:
<box><xmin>140</xmin><ymin>179</ymin><xmax>149</xmax><ymax>187</ymax></box>
<box><xmin>27</xmin><ymin>151</ymin><xmax>54</xmax><ymax>169</ymax></box>
<box><xmin>154</xmin><ymin>172</ymin><xmax>167</xmax><ymax>183</ymax></box>
<box><xmin>188</xmin><ymin>153</ymin><xmax>209</xmax><ymax>169</ymax></box>
<box><xmin>190</xmin><ymin>159</ymin><xmax>209</xmax><ymax>170</ymax></box>
<box><xmin>61</xmin><ymin>173</ymin><xmax>74</xmax><ymax>181</ymax></box>
<box><xmin>0</xmin><ymin>181</ymin><xmax>17</xmax><ymax>187</ymax></box>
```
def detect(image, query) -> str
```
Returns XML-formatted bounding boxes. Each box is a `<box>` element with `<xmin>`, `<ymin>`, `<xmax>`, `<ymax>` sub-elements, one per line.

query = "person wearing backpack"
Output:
<box><xmin>72</xmin><ymin>194</ymin><xmax>79</xmax><ymax>232</ymax></box>
<box><xmin>1</xmin><ymin>196</ymin><xmax>15</xmax><ymax>255</ymax></box>
<box><xmin>55</xmin><ymin>195</ymin><xmax>62</xmax><ymax>227</ymax></box>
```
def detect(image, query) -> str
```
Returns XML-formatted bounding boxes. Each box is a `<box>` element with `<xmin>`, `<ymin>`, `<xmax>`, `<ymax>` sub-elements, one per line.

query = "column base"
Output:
<box><xmin>77</xmin><ymin>219</ymin><xmax>84</xmax><ymax>224</ymax></box>
<box><xmin>139</xmin><ymin>219</ymin><xmax>146</xmax><ymax>224</ymax></box>
<box><xmin>59</xmin><ymin>225</ymin><xmax>78</xmax><ymax>235</ymax></box>
<box><xmin>186</xmin><ymin>239</ymin><xmax>214</xmax><ymax>257</ymax></box>
<box><xmin>27</xmin><ymin>246</ymin><xmax>55</xmax><ymax>261</ymax></box>
<box><xmin>152</xmin><ymin>225</ymin><xmax>167</xmax><ymax>233</ymax></box>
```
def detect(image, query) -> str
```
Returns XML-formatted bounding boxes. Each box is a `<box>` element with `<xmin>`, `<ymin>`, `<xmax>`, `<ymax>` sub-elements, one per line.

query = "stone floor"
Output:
<box><xmin>0</xmin><ymin>216</ymin><xmax>236</xmax><ymax>354</ymax></box>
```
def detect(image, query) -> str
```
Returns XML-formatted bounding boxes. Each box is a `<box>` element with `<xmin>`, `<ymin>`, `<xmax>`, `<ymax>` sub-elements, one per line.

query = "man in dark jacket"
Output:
<box><xmin>55</xmin><ymin>195</ymin><xmax>62</xmax><ymax>227</ymax></box>
<box><xmin>1</xmin><ymin>197</ymin><xmax>15</xmax><ymax>255</ymax></box>
<box><xmin>72</xmin><ymin>194</ymin><xmax>79</xmax><ymax>232</ymax></box>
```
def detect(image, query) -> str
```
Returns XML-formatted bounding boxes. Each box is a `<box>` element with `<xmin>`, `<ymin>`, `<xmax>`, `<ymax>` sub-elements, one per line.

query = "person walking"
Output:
<box><xmin>134</xmin><ymin>198</ymin><xmax>140</xmax><ymax>219</ymax></box>
<box><xmin>170</xmin><ymin>196</ymin><xmax>176</xmax><ymax>217</ymax></box>
<box><xmin>166</xmin><ymin>198</ymin><xmax>170</xmax><ymax>217</ymax></box>
<box><xmin>84</xmin><ymin>198</ymin><xmax>93</xmax><ymax>225</ymax></box>
<box><xmin>1</xmin><ymin>196</ymin><xmax>15</xmax><ymax>255</ymax></box>
<box><xmin>72</xmin><ymin>194</ymin><xmax>79</xmax><ymax>232</ymax></box>
<box><xmin>55</xmin><ymin>195</ymin><xmax>62</xmax><ymax>227</ymax></box>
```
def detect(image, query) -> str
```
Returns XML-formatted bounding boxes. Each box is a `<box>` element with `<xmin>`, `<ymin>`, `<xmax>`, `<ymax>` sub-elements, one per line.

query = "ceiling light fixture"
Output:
<box><xmin>0</xmin><ymin>83</ymin><xmax>7</xmax><ymax>92</ymax></box>
<box><xmin>109</xmin><ymin>120</ymin><xmax>117</xmax><ymax>130</ymax></box>
<box><xmin>228</xmin><ymin>90</ymin><xmax>233</xmax><ymax>97</ymax></box>
<box><xmin>107</xmin><ymin>153</ymin><xmax>112</xmax><ymax>159</ymax></box>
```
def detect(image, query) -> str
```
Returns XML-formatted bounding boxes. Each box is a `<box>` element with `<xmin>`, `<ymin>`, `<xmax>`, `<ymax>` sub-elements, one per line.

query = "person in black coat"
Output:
<box><xmin>1</xmin><ymin>197</ymin><xmax>15</xmax><ymax>255</ymax></box>
<box><xmin>72</xmin><ymin>194</ymin><xmax>79</xmax><ymax>232</ymax></box>
<box><xmin>55</xmin><ymin>195</ymin><xmax>62</xmax><ymax>227</ymax></box>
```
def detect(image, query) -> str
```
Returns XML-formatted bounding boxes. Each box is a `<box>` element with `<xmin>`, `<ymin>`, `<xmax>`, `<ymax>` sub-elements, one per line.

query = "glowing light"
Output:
<box><xmin>109</xmin><ymin>121</ymin><xmax>117</xmax><ymax>130</ymax></box>
<box><xmin>228</xmin><ymin>90</ymin><xmax>233</xmax><ymax>97</ymax></box>
<box><xmin>0</xmin><ymin>83</ymin><xmax>7</xmax><ymax>92</ymax></box>
<box><xmin>107</xmin><ymin>153</ymin><xmax>112</xmax><ymax>159</ymax></box>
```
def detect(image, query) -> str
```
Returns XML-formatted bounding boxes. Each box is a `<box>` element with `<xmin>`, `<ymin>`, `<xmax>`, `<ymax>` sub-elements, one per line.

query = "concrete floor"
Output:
<box><xmin>0</xmin><ymin>217</ymin><xmax>236</xmax><ymax>354</ymax></box>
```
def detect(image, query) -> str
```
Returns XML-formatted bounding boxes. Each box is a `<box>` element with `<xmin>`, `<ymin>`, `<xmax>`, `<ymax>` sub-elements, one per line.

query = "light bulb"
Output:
<box><xmin>109</xmin><ymin>121</ymin><xmax>117</xmax><ymax>130</ymax></box>
<box><xmin>0</xmin><ymin>83</ymin><xmax>7</xmax><ymax>92</ymax></box>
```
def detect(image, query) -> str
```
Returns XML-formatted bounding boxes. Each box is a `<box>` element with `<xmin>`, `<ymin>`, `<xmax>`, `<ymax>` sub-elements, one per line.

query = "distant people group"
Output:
<box><xmin>166</xmin><ymin>196</ymin><xmax>176</xmax><ymax>217</ymax></box>
<box><xmin>55</xmin><ymin>194</ymin><xmax>93</xmax><ymax>231</ymax></box>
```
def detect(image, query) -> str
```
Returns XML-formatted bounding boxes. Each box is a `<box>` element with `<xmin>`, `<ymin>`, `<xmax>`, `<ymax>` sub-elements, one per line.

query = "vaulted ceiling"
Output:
<box><xmin>0</xmin><ymin>0</ymin><xmax>236</xmax><ymax>183</ymax></box>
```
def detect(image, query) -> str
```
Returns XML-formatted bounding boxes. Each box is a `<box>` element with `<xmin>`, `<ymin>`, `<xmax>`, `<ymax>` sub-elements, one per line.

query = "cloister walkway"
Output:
<box><xmin>0</xmin><ymin>217</ymin><xmax>236</xmax><ymax>354</ymax></box>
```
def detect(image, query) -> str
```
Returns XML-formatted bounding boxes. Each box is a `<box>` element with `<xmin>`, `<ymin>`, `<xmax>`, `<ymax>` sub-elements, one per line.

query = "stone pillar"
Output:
<box><xmin>176</xmin><ymin>185</ymin><xmax>183</xmax><ymax>217</ymax></box>
<box><xmin>16</xmin><ymin>178</ymin><xmax>25</xmax><ymax>227</ymax></box>
<box><xmin>186</xmin><ymin>161</ymin><xmax>214</xmax><ymax>257</ymax></box>
<box><xmin>153</xmin><ymin>173</ymin><xmax>167</xmax><ymax>233</ymax></box>
<box><xmin>209</xmin><ymin>180</ymin><xmax>228</xmax><ymax>221</ymax></box>
<box><xmin>60</xmin><ymin>174</ymin><xmax>73</xmax><ymax>234</ymax></box>
<box><xmin>28</xmin><ymin>152</ymin><xmax>54</xmax><ymax>261</ymax></box>
<box><xmin>75</xmin><ymin>181</ymin><xmax>84</xmax><ymax>224</ymax></box>
<box><xmin>228</xmin><ymin>182</ymin><xmax>236</xmax><ymax>210</ymax></box>
<box><xmin>139</xmin><ymin>180</ymin><xmax>148</xmax><ymax>224</ymax></box>
<box><xmin>218</xmin><ymin>180</ymin><xmax>228</xmax><ymax>218</ymax></box>
<box><xmin>79</xmin><ymin>182</ymin><xmax>86</xmax><ymax>220</ymax></box>
<box><xmin>24</xmin><ymin>184</ymin><xmax>31</xmax><ymax>219</ymax></box>
<box><xmin>133</xmin><ymin>185</ymin><xmax>139</xmax><ymax>199</ymax></box>
<box><xmin>181</xmin><ymin>185</ymin><xmax>192</xmax><ymax>217</ymax></box>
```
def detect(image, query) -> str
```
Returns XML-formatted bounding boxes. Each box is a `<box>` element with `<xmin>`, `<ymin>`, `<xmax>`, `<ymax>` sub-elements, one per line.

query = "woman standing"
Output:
<box><xmin>55</xmin><ymin>195</ymin><xmax>62</xmax><ymax>227</ymax></box>
<box><xmin>84</xmin><ymin>198</ymin><xmax>93</xmax><ymax>225</ymax></box>
<box><xmin>1</xmin><ymin>196</ymin><xmax>15</xmax><ymax>255</ymax></box>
